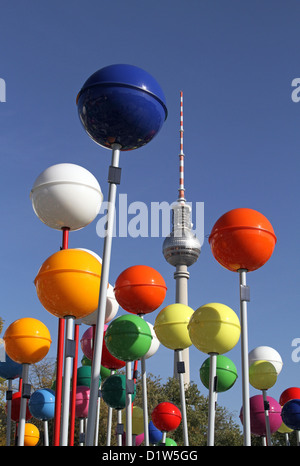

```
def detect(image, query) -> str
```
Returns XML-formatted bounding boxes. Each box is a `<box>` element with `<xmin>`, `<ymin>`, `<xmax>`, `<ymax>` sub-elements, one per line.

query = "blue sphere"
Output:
<box><xmin>28</xmin><ymin>388</ymin><xmax>55</xmax><ymax>421</ymax></box>
<box><xmin>76</xmin><ymin>64</ymin><xmax>167</xmax><ymax>151</ymax></box>
<box><xmin>148</xmin><ymin>420</ymin><xmax>162</xmax><ymax>444</ymax></box>
<box><xmin>0</xmin><ymin>348</ymin><xmax>22</xmax><ymax>380</ymax></box>
<box><xmin>281</xmin><ymin>399</ymin><xmax>300</xmax><ymax>430</ymax></box>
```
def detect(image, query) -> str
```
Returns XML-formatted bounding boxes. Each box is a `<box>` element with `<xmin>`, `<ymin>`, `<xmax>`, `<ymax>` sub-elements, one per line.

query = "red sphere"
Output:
<box><xmin>114</xmin><ymin>265</ymin><xmax>167</xmax><ymax>314</ymax></box>
<box><xmin>9</xmin><ymin>392</ymin><xmax>32</xmax><ymax>422</ymax></box>
<box><xmin>209</xmin><ymin>208</ymin><xmax>276</xmax><ymax>272</ymax></box>
<box><xmin>151</xmin><ymin>402</ymin><xmax>182</xmax><ymax>432</ymax></box>
<box><xmin>279</xmin><ymin>387</ymin><xmax>300</xmax><ymax>406</ymax></box>
<box><xmin>101</xmin><ymin>328</ymin><xmax>126</xmax><ymax>370</ymax></box>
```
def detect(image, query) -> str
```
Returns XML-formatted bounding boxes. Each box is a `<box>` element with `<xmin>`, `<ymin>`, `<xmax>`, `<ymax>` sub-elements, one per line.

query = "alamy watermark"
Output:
<box><xmin>95</xmin><ymin>193</ymin><xmax>204</xmax><ymax>244</ymax></box>
<box><xmin>0</xmin><ymin>78</ymin><xmax>6</xmax><ymax>102</ymax></box>
<box><xmin>291</xmin><ymin>78</ymin><xmax>300</xmax><ymax>102</ymax></box>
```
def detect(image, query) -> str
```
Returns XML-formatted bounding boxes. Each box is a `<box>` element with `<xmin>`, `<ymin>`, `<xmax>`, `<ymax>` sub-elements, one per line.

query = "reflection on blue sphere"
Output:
<box><xmin>28</xmin><ymin>388</ymin><xmax>55</xmax><ymax>421</ymax></box>
<box><xmin>77</xmin><ymin>64</ymin><xmax>167</xmax><ymax>151</ymax></box>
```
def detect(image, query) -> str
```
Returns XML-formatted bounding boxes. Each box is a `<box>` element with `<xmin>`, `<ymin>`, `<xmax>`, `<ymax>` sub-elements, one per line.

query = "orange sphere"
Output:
<box><xmin>24</xmin><ymin>423</ymin><xmax>40</xmax><ymax>446</ymax></box>
<box><xmin>4</xmin><ymin>318</ymin><xmax>51</xmax><ymax>364</ymax></box>
<box><xmin>34</xmin><ymin>249</ymin><xmax>102</xmax><ymax>319</ymax></box>
<box><xmin>208</xmin><ymin>208</ymin><xmax>276</xmax><ymax>272</ymax></box>
<box><xmin>114</xmin><ymin>265</ymin><xmax>167</xmax><ymax>314</ymax></box>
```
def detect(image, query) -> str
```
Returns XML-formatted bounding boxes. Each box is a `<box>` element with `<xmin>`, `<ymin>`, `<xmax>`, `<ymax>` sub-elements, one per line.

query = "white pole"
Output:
<box><xmin>176</xmin><ymin>349</ymin><xmax>189</xmax><ymax>446</ymax></box>
<box><xmin>6</xmin><ymin>379</ymin><xmax>12</xmax><ymax>446</ymax></box>
<box><xmin>44</xmin><ymin>420</ymin><xmax>49</xmax><ymax>446</ymax></box>
<box><xmin>262</xmin><ymin>389</ymin><xmax>272</xmax><ymax>446</ymax></box>
<box><xmin>239</xmin><ymin>269</ymin><xmax>251</xmax><ymax>446</ymax></box>
<box><xmin>207</xmin><ymin>353</ymin><xmax>217</xmax><ymax>446</ymax></box>
<box><xmin>86</xmin><ymin>144</ymin><xmax>121</xmax><ymax>446</ymax></box>
<box><xmin>60</xmin><ymin>315</ymin><xmax>75</xmax><ymax>445</ymax></box>
<box><xmin>126</xmin><ymin>361</ymin><xmax>132</xmax><ymax>446</ymax></box>
<box><xmin>17</xmin><ymin>363</ymin><xmax>30</xmax><ymax>446</ymax></box>
<box><xmin>141</xmin><ymin>356</ymin><xmax>149</xmax><ymax>446</ymax></box>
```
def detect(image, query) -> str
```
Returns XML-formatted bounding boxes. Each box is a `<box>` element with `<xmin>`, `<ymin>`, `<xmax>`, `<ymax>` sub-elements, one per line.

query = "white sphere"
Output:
<box><xmin>77</xmin><ymin>283</ymin><xmax>119</xmax><ymax>326</ymax></box>
<box><xmin>248</xmin><ymin>346</ymin><xmax>283</xmax><ymax>375</ymax></box>
<box><xmin>142</xmin><ymin>322</ymin><xmax>160</xmax><ymax>360</ymax></box>
<box><xmin>30</xmin><ymin>163</ymin><xmax>103</xmax><ymax>230</ymax></box>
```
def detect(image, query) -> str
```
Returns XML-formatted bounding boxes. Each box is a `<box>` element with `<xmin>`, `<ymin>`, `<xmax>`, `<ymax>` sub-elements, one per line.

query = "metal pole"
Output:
<box><xmin>239</xmin><ymin>269</ymin><xmax>251</xmax><ymax>446</ymax></box>
<box><xmin>86</xmin><ymin>144</ymin><xmax>121</xmax><ymax>446</ymax></box>
<box><xmin>6</xmin><ymin>379</ymin><xmax>12</xmax><ymax>446</ymax></box>
<box><xmin>207</xmin><ymin>352</ymin><xmax>217</xmax><ymax>446</ymax></box>
<box><xmin>126</xmin><ymin>361</ymin><xmax>132</xmax><ymax>446</ymax></box>
<box><xmin>161</xmin><ymin>431</ymin><xmax>167</xmax><ymax>445</ymax></box>
<box><xmin>117</xmin><ymin>410</ymin><xmax>123</xmax><ymax>446</ymax></box>
<box><xmin>44</xmin><ymin>420</ymin><xmax>49</xmax><ymax>446</ymax></box>
<box><xmin>69</xmin><ymin>322</ymin><xmax>79</xmax><ymax>445</ymax></box>
<box><xmin>60</xmin><ymin>315</ymin><xmax>75</xmax><ymax>445</ymax></box>
<box><xmin>262</xmin><ymin>389</ymin><xmax>272</xmax><ymax>445</ymax></box>
<box><xmin>17</xmin><ymin>363</ymin><xmax>30</xmax><ymax>446</ymax></box>
<box><xmin>176</xmin><ymin>349</ymin><xmax>189</xmax><ymax>446</ymax></box>
<box><xmin>106</xmin><ymin>369</ymin><xmax>115</xmax><ymax>446</ymax></box>
<box><xmin>141</xmin><ymin>356</ymin><xmax>149</xmax><ymax>446</ymax></box>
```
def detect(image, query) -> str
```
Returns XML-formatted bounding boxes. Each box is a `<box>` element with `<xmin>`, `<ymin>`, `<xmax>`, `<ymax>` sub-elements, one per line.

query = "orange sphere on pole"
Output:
<box><xmin>208</xmin><ymin>208</ymin><xmax>277</xmax><ymax>272</ymax></box>
<box><xmin>34</xmin><ymin>249</ymin><xmax>102</xmax><ymax>319</ymax></box>
<box><xmin>24</xmin><ymin>423</ymin><xmax>40</xmax><ymax>446</ymax></box>
<box><xmin>4</xmin><ymin>318</ymin><xmax>51</xmax><ymax>364</ymax></box>
<box><xmin>114</xmin><ymin>265</ymin><xmax>167</xmax><ymax>314</ymax></box>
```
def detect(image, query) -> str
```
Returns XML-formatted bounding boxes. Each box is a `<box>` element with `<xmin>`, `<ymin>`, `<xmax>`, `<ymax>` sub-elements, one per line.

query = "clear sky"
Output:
<box><xmin>0</xmin><ymin>0</ymin><xmax>300</xmax><ymax>430</ymax></box>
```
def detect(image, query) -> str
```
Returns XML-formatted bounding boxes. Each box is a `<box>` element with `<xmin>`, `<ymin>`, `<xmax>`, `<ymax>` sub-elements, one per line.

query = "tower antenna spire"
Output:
<box><xmin>178</xmin><ymin>90</ymin><xmax>185</xmax><ymax>202</ymax></box>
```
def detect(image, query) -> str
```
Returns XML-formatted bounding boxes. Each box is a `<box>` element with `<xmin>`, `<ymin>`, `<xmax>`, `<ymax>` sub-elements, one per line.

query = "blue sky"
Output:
<box><xmin>0</xmin><ymin>0</ymin><xmax>300</xmax><ymax>431</ymax></box>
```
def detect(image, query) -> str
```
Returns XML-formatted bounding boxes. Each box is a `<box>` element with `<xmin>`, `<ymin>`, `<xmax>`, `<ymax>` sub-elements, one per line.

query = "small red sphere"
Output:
<box><xmin>114</xmin><ymin>265</ymin><xmax>167</xmax><ymax>314</ymax></box>
<box><xmin>151</xmin><ymin>402</ymin><xmax>182</xmax><ymax>432</ymax></box>
<box><xmin>101</xmin><ymin>328</ymin><xmax>126</xmax><ymax>370</ymax></box>
<box><xmin>279</xmin><ymin>387</ymin><xmax>300</xmax><ymax>406</ymax></box>
<box><xmin>209</xmin><ymin>208</ymin><xmax>277</xmax><ymax>272</ymax></box>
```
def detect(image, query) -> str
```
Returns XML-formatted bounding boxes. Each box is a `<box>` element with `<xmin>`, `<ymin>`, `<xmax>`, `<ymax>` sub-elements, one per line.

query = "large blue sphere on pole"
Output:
<box><xmin>76</xmin><ymin>64</ymin><xmax>168</xmax><ymax>151</ymax></box>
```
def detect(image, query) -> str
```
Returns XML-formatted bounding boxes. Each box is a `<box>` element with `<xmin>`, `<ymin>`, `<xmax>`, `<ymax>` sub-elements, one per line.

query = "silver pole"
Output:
<box><xmin>262</xmin><ymin>389</ymin><xmax>272</xmax><ymax>445</ymax></box>
<box><xmin>6</xmin><ymin>379</ymin><xmax>12</xmax><ymax>446</ymax></box>
<box><xmin>17</xmin><ymin>363</ymin><xmax>30</xmax><ymax>446</ymax></box>
<box><xmin>161</xmin><ymin>431</ymin><xmax>167</xmax><ymax>445</ymax></box>
<box><xmin>176</xmin><ymin>349</ymin><xmax>189</xmax><ymax>446</ymax></box>
<box><xmin>141</xmin><ymin>356</ymin><xmax>149</xmax><ymax>446</ymax></box>
<box><xmin>117</xmin><ymin>410</ymin><xmax>122</xmax><ymax>446</ymax></box>
<box><xmin>126</xmin><ymin>361</ymin><xmax>132</xmax><ymax>446</ymax></box>
<box><xmin>106</xmin><ymin>369</ymin><xmax>115</xmax><ymax>446</ymax></box>
<box><xmin>239</xmin><ymin>269</ymin><xmax>251</xmax><ymax>446</ymax></box>
<box><xmin>79</xmin><ymin>418</ymin><xmax>84</xmax><ymax>446</ymax></box>
<box><xmin>44</xmin><ymin>420</ymin><xmax>49</xmax><ymax>446</ymax></box>
<box><xmin>207</xmin><ymin>353</ymin><xmax>217</xmax><ymax>446</ymax></box>
<box><xmin>94</xmin><ymin>394</ymin><xmax>100</xmax><ymax>445</ymax></box>
<box><xmin>86</xmin><ymin>144</ymin><xmax>121</xmax><ymax>446</ymax></box>
<box><xmin>60</xmin><ymin>315</ymin><xmax>75</xmax><ymax>446</ymax></box>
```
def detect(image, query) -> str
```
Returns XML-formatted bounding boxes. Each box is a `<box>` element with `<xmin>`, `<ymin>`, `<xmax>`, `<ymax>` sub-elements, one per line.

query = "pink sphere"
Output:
<box><xmin>74</xmin><ymin>386</ymin><xmax>90</xmax><ymax>418</ymax></box>
<box><xmin>80</xmin><ymin>326</ymin><xmax>94</xmax><ymax>360</ymax></box>
<box><xmin>240</xmin><ymin>394</ymin><xmax>282</xmax><ymax>436</ymax></box>
<box><xmin>122</xmin><ymin>432</ymin><xmax>144</xmax><ymax>446</ymax></box>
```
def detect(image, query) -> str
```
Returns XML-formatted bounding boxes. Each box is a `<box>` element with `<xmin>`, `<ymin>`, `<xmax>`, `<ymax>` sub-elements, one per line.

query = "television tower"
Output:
<box><xmin>162</xmin><ymin>91</ymin><xmax>201</xmax><ymax>385</ymax></box>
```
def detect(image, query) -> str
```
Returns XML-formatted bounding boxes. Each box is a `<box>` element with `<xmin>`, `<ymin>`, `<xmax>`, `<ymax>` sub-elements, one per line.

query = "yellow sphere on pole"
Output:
<box><xmin>24</xmin><ymin>423</ymin><xmax>40</xmax><ymax>446</ymax></box>
<box><xmin>249</xmin><ymin>360</ymin><xmax>277</xmax><ymax>390</ymax></box>
<box><xmin>187</xmin><ymin>303</ymin><xmax>241</xmax><ymax>354</ymax></box>
<box><xmin>122</xmin><ymin>406</ymin><xmax>144</xmax><ymax>435</ymax></box>
<box><xmin>3</xmin><ymin>318</ymin><xmax>52</xmax><ymax>364</ymax></box>
<box><xmin>277</xmin><ymin>421</ymin><xmax>293</xmax><ymax>434</ymax></box>
<box><xmin>154</xmin><ymin>303</ymin><xmax>194</xmax><ymax>350</ymax></box>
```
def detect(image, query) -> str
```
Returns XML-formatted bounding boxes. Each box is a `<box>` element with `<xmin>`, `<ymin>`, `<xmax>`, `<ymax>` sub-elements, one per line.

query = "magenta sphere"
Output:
<box><xmin>80</xmin><ymin>326</ymin><xmax>94</xmax><ymax>360</ymax></box>
<box><xmin>239</xmin><ymin>394</ymin><xmax>282</xmax><ymax>436</ymax></box>
<box><xmin>74</xmin><ymin>386</ymin><xmax>90</xmax><ymax>419</ymax></box>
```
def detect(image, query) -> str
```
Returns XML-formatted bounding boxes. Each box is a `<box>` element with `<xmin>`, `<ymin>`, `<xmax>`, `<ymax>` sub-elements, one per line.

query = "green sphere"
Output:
<box><xmin>101</xmin><ymin>373</ymin><xmax>136</xmax><ymax>409</ymax></box>
<box><xmin>158</xmin><ymin>438</ymin><xmax>177</xmax><ymax>446</ymax></box>
<box><xmin>104</xmin><ymin>314</ymin><xmax>152</xmax><ymax>361</ymax></box>
<box><xmin>81</xmin><ymin>355</ymin><xmax>91</xmax><ymax>366</ymax></box>
<box><xmin>100</xmin><ymin>365</ymin><xmax>112</xmax><ymax>381</ymax></box>
<box><xmin>200</xmin><ymin>355</ymin><xmax>238</xmax><ymax>392</ymax></box>
<box><xmin>77</xmin><ymin>365</ymin><xmax>101</xmax><ymax>388</ymax></box>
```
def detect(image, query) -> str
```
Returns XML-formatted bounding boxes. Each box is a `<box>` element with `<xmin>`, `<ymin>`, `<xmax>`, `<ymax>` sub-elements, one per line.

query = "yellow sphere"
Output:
<box><xmin>154</xmin><ymin>303</ymin><xmax>194</xmax><ymax>350</ymax></box>
<box><xmin>24</xmin><ymin>423</ymin><xmax>40</xmax><ymax>446</ymax></box>
<box><xmin>187</xmin><ymin>303</ymin><xmax>240</xmax><ymax>354</ymax></box>
<box><xmin>277</xmin><ymin>421</ymin><xmax>293</xmax><ymax>434</ymax></box>
<box><xmin>249</xmin><ymin>360</ymin><xmax>277</xmax><ymax>390</ymax></box>
<box><xmin>122</xmin><ymin>406</ymin><xmax>144</xmax><ymax>435</ymax></box>
<box><xmin>34</xmin><ymin>249</ymin><xmax>102</xmax><ymax>319</ymax></box>
<box><xmin>3</xmin><ymin>318</ymin><xmax>52</xmax><ymax>364</ymax></box>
